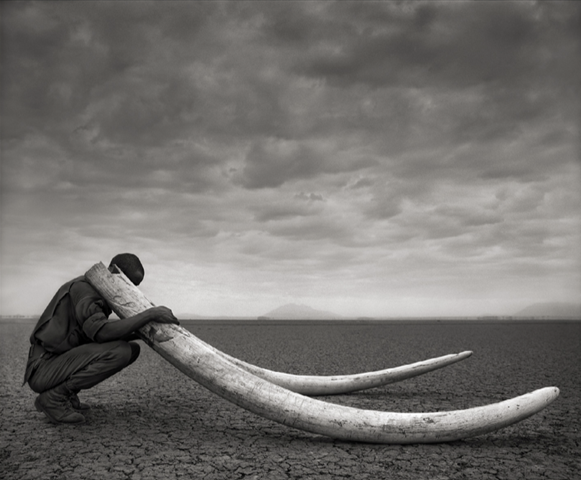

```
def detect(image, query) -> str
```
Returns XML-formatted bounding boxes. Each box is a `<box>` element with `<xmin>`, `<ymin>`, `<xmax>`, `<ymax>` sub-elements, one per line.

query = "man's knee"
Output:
<box><xmin>128</xmin><ymin>342</ymin><xmax>140</xmax><ymax>365</ymax></box>
<box><xmin>106</xmin><ymin>340</ymin><xmax>140</xmax><ymax>369</ymax></box>
<box><xmin>27</xmin><ymin>341</ymin><xmax>141</xmax><ymax>394</ymax></box>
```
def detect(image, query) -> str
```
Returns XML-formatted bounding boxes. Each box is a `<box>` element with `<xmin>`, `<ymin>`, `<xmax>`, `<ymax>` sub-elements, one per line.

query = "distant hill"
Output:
<box><xmin>261</xmin><ymin>303</ymin><xmax>342</xmax><ymax>320</ymax></box>
<box><xmin>515</xmin><ymin>302</ymin><xmax>581</xmax><ymax>318</ymax></box>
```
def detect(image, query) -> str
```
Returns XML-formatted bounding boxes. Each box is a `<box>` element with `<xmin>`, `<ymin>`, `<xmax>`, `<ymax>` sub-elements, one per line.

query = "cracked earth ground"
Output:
<box><xmin>1</xmin><ymin>320</ymin><xmax>579</xmax><ymax>479</ymax></box>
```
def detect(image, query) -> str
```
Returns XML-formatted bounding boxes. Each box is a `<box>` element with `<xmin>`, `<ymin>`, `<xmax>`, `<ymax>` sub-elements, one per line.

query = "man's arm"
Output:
<box><xmin>94</xmin><ymin>306</ymin><xmax>179</xmax><ymax>343</ymax></box>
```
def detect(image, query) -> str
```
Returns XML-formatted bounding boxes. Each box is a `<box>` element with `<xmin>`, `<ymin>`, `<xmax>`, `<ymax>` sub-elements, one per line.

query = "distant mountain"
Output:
<box><xmin>261</xmin><ymin>303</ymin><xmax>342</xmax><ymax>320</ymax></box>
<box><xmin>515</xmin><ymin>302</ymin><xmax>581</xmax><ymax>318</ymax></box>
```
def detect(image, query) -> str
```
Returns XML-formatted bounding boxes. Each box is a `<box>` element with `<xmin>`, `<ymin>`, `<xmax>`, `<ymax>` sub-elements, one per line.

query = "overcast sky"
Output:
<box><xmin>1</xmin><ymin>1</ymin><xmax>579</xmax><ymax>318</ymax></box>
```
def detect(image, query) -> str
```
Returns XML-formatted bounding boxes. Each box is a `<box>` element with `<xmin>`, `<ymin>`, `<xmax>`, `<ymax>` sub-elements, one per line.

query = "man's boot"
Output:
<box><xmin>69</xmin><ymin>391</ymin><xmax>90</xmax><ymax>411</ymax></box>
<box><xmin>34</xmin><ymin>384</ymin><xmax>85</xmax><ymax>424</ymax></box>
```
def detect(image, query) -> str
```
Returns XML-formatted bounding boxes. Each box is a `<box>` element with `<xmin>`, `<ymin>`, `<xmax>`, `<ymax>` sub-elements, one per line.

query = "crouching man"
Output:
<box><xmin>24</xmin><ymin>253</ymin><xmax>179</xmax><ymax>424</ymax></box>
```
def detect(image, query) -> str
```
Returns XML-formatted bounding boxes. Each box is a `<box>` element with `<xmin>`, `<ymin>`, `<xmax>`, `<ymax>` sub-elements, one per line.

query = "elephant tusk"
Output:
<box><xmin>86</xmin><ymin>263</ymin><xmax>559</xmax><ymax>444</ymax></box>
<box><xmin>210</xmin><ymin>346</ymin><xmax>473</xmax><ymax>395</ymax></box>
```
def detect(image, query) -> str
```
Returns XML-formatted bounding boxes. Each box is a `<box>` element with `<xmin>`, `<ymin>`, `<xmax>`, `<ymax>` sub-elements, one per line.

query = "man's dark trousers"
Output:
<box><xmin>28</xmin><ymin>341</ymin><xmax>140</xmax><ymax>394</ymax></box>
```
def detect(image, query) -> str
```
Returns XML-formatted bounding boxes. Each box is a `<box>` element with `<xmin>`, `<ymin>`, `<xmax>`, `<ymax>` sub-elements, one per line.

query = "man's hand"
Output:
<box><xmin>147</xmin><ymin>306</ymin><xmax>180</xmax><ymax>325</ymax></box>
<box><xmin>95</xmin><ymin>306</ymin><xmax>179</xmax><ymax>343</ymax></box>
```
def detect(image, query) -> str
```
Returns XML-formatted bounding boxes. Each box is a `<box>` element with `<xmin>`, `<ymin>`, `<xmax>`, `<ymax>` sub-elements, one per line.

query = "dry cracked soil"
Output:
<box><xmin>1</xmin><ymin>319</ymin><xmax>580</xmax><ymax>480</ymax></box>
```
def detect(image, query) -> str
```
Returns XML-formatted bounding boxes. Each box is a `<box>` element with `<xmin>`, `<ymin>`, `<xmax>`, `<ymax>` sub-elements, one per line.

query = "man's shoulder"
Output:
<box><xmin>34</xmin><ymin>276</ymin><xmax>92</xmax><ymax>328</ymax></box>
<box><xmin>69</xmin><ymin>276</ymin><xmax>98</xmax><ymax>294</ymax></box>
<box><xmin>68</xmin><ymin>275</ymin><xmax>112</xmax><ymax>318</ymax></box>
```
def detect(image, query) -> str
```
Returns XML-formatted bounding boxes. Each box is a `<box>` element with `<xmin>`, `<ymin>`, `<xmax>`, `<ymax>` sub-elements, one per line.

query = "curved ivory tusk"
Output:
<box><xmin>149</xmin><ymin>325</ymin><xmax>559</xmax><ymax>443</ymax></box>
<box><xmin>211</xmin><ymin>346</ymin><xmax>473</xmax><ymax>395</ymax></box>
<box><xmin>86</xmin><ymin>263</ymin><xmax>560</xmax><ymax>444</ymax></box>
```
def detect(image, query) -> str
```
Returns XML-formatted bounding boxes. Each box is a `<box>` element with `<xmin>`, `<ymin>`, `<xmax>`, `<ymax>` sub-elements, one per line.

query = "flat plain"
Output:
<box><xmin>1</xmin><ymin>319</ymin><xmax>579</xmax><ymax>479</ymax></box>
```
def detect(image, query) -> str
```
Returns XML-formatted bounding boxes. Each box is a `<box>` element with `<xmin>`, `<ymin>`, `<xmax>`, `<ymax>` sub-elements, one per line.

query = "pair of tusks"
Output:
<box><xmin>86</xmin><ymin>263</ymin><xmax>559</xmax><ymax>444</ymax></box>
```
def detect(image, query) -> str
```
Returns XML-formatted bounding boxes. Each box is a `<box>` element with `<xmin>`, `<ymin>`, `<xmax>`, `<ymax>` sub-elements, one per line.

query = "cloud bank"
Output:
<box><xmin>1</xmin><ymin>1</ymin><xmax>579</xmax><ymax>317</ymax></box>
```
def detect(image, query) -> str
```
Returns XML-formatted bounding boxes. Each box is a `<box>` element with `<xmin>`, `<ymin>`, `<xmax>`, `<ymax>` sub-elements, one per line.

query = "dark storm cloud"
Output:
<box><xmin>290</xmin><ymin>1</ymin><xmax>580</xmax><ymax>160</ymax></box>
<box><xmin>236</xmin><ymin>137</ymin><xmax>377</xmax><ymax>189</ymax></box>
<box><xmin>297</xmin><ymin>2</ymin><xmax>577</xmax><ymax>89</ymax></box>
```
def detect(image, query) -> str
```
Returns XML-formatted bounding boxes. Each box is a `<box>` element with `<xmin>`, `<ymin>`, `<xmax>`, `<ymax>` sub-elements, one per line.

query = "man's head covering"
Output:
<box><xmin>109</xmin><ymin>253</ymin><xmax>145</xmax><ymax>286</ymax></box>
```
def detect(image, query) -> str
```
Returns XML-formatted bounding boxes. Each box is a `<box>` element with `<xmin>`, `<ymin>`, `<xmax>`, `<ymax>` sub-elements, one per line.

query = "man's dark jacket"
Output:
<box><xmin>24</xmin><ymin>276</ymin><xmax>112</xmax><ymax>385</ymax></box>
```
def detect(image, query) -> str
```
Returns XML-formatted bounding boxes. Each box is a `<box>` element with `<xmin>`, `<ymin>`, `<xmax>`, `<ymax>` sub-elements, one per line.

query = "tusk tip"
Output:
<box><xmin>533</xmin><ymin>386</ymin><xmax>560</xmax><ymax>403</ymax></box>
<box><xmin>548</xmin><ymin>386</ymin><xmax>560</xmax><ymax>398</ymax></box>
